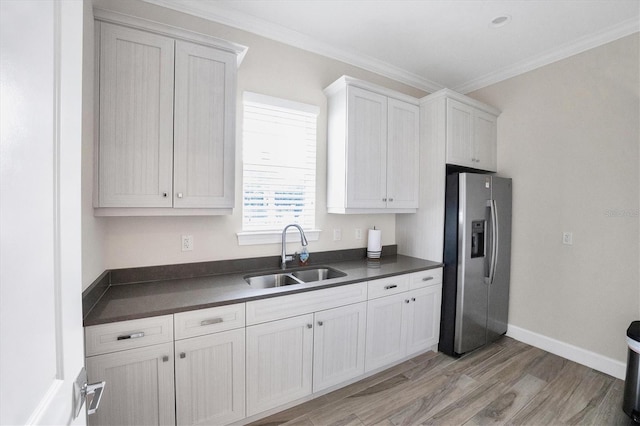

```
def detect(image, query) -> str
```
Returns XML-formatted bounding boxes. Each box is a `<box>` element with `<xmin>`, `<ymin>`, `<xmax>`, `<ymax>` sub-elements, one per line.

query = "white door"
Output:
<box><xmin>0</xmin><ymin>1</ymin><xmax>86</xmax><ymax>424</ymax></box>
<box><xmin>346</xmin><ymin>86</ymin><xmax>388</xmax><ymax>209</ymax></box>
<box><xmin>473</xmin><ymin>109</ymin><xmax>498</xmax><ymax>172</ymax></box>
<box><xmin>173</xmin><ymin>40</ymin><xmax>236</xmax><ymax>209</ymax></box>
<box><xmin>446</xmin><ymin>98</ymin><xmax>475</xmax><ymax>168</ymax></box>
<box><xmin>313</xmin><ymin>302</ymin><xmax>366</xmax><ymax>392</ymax></box>
<box><xmin>365</xmin><ymin>293</ymin><xmax>409</xmax><ymax>372</ymax></box>
<box><xmin>386</xmin><ymin>98</ymin><xmax>419</xmax><ymax>209</ymax></box>
<box><xmin>98</xmin><ymin>22</ymin><xmax>175</xmax><ymax>208</ymax></box>
<box><xmin>175</xmin><ymin>329</ymin><xmax>246</xmax><ymax>425</ymax></box>
<box><xmin>246</xmin><ymin>314</ymin><xmax>314</xmax><ymax>416</ymax></box>
<box><xmin>405</xmin><ymin>286</ymin><xmax>443</xmax><ymax>355</ymax></box>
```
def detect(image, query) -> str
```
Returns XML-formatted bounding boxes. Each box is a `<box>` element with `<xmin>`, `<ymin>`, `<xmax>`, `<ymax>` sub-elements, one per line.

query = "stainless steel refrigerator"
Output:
<box><xmin>440</xmin><ymin>173</ymin><xmax>512</xmax><ymax>356</ymax></box>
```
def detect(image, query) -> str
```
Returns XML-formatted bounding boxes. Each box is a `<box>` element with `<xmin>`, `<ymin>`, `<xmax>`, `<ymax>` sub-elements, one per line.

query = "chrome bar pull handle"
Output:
<box><xmin>117</xmin><ymin>331</ymin><xmax>144</xmax><ymax>340</ymax></box>
<box><xmin>384</xmin><ymin>284</ymin><xmax>397</xmax><ymax>290</ymax></box>
<box><xmin>422</xmin><ymin>276</ymin><xmax>434</xmax><ymax>281</ymax></box>
<box><xmin>201</xmin><ymin>318</ymin><xmax>223</xmax><ymax>326</ymax></box>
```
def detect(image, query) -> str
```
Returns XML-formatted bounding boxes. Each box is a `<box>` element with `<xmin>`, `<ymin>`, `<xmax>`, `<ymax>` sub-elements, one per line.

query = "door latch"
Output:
<box><xmin>73</xmin><ymin>367</ymin><xmax>106</xmax><ymax>418</ymax></box>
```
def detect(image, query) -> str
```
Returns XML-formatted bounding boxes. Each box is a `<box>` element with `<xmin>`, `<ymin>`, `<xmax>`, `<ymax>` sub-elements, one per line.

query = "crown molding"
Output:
<box><xmin>455</xmin><ymin>16</ymin><xmax>640</xmax><ymax>94</ymax></box>
<box><xmin>140</xmin><ymin>0</ymin><xmax>444</xmax><ymax>93</ymax></box>
<box><xmin>142</xmin><ymin>0</ymin><xmax>638</xmax><ymax>95</ymax></box>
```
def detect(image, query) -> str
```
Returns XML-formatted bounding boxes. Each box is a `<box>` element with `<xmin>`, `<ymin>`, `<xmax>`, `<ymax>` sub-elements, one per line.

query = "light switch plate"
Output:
<box><xmin>562</xmin><ymin>232</ymin><xmax>573</xmax><ymax>245</ymax></box>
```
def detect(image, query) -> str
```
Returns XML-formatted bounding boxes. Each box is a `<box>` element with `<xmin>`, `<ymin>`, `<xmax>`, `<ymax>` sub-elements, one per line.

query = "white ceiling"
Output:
<box><xmin>143</xmin><ymin>0</ymin><xmax>640</xmax><ymax>93</ymax></box>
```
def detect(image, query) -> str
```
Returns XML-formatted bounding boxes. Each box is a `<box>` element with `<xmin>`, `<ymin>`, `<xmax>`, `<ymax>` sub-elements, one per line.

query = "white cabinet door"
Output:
<box><xmin>445</xmin><ymin>97</ymin><xmax>498</xmax><ymax>171</ymax></box>
<box><xmin>313</xmin><ymin>302</ymin><xmax>366</xmax><ymax>392</ymax></box>
<box><xmin>387</xmin><ymin>98</ymin><xmax>419</xmax><ymax>209</ymax></box>
<box><xmin>406</xmin><ymin>286</ymin><xmax>442</xmax><ymax>355</ymax></box>
<box><xmin>445</xmin><ymin>98</ymin><xmax>475</xmax><ymax>168</ymax></box>
<box><xmin>175</xmin><ymin>328</ymin><xmax>245</xmax><ymax>425</ymax></box>
<box><xmin>474</xmin><ymin>109</ymin><xmax>498</xmax><ymax>172</ymax></box>
<box><xmin>86</xmin><ymin>343</ymin><xmax>175</xmax><ymax>426</ymax></box>
<box><xmin>173</xmin><ymin>41</ymin><xmax>236</xmax><ymax>209</ymax></box>
<box><xmin>246</xmin><ymin>314</ymin><xmax>314</xmax><ymax>416</ymax></box>
<box><xmin>365</xmin><ymin>292</ymin><xmax>409</xmax><ymax>372</ymax></box>
<box><xmin>98</xmin><ymin>23</ymin><xmax>175</xmax><ymax>207</ymax></box>
<box><xmin>346</xmin><ymin>86</ymin><xmax>388</xmax><ymax>209</ymax></box>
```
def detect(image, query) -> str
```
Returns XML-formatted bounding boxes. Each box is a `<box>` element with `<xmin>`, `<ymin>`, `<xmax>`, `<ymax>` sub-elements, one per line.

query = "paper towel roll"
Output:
<box><xmin>367</xmin><ymin>229</ymin><xmax>382</xmax><ymax>259</ymax></box>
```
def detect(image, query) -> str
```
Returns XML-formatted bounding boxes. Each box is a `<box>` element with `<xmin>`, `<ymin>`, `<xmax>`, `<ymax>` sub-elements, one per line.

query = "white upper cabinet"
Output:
<box><xmin>98</xmin><ymin>23</ymin><xmax>175</xmax><ymax>208</ymax></box>
<box><xmin>387</xmin><ymin>98</ymin><xmax>420</xmax><ymax>208</ymax></box>
<box><xmin>345</xmin><ymin>87</ymin><xmax>388</xmax><ymax>209</ymax></box>
<box><xmin>94</xmin><ymin>12</ymin><xmax>246</xmax><ymax>216</ymax></box>
<box><xmin>325</xmin><ymin>76</ymin><xmax>419</xmax><ymax>214</ymax></box>
<box><xmin>173</xmin><ymin>41</ymin><xmax>236</xmax><ymax>209</ymax></box>
<box><xmin>445</xmin><ymin>95</ymin><xmax>498</xmax><ymax>172</ymax></box>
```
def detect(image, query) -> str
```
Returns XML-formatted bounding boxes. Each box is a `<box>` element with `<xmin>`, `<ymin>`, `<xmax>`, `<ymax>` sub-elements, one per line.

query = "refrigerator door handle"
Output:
<box><xmin>489</xmin><ymin>199</ymin><xmax>499</xmax><ymax>285</ymax></box>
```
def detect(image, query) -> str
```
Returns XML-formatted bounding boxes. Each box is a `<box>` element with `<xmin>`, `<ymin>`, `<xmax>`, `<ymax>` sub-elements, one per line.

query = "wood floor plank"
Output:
<box><xmin>323</xmin><ymin>358</ymin><xmax>419</xmax><ymax>403</ymax></box>
<box><xmin>508</xmin><ymin>361</ymin><xmax>610</xmax><ymax>425</ymax></box>
<box><xmin>463</xmin><ymin>373</ymin><xmax>547</xmax><ymax>425</ymax></box>
<box><xmin>247</xmin><ymin>339</ymin><xmax>630</xmax><ymax>426</ymax></box>
<box><xmin>386</xmin><ymin>373</ymin><xmax>478</xmax><ymax>425</ymax></box>
<box><xmin>247</xmin><ymin>396</ymin><xmax>330</xmax><ymax>426</ymax></box>
<box><xmin>525</xmin><ymin>351</ymin><xmax>570</xmax><ymax>383</ymax></box>
<box><xmin>586</xmin><ymin>378</ymin><xmax>635</xmax><ymax>426</ymax></box>
<box><xmin>420</xmin><ymin>379</ymin><xmax>509</xmax><ymax>425</ymax></box>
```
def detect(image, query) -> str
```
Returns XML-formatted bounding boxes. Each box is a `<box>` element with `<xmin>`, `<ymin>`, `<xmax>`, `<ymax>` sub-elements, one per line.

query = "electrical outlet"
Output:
<box><xmin>355</xmin><ymin>228</ymin><xmax>362</xmax><ymax>240</ymax></box>
<box><xmin>333</xmin><ymin>228</ymin><xmax>342</xmax><ymax>241</ymax></box>
<box><xmin>182</xmin><ymin>235</ymin><xmax>193</xmax><ymax>251</ymax></box>
<box><xmin>562</xmin><ymin>232</ymin><xmax>573</xmax><ymax>245</ymax></box>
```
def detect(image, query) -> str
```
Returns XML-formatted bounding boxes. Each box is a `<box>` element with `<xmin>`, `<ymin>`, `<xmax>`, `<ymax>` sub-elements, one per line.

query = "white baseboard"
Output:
<box><xmin>507</xmin><ymin>324</ymin><xmax>627</xmax><ymax>380</ymax></box>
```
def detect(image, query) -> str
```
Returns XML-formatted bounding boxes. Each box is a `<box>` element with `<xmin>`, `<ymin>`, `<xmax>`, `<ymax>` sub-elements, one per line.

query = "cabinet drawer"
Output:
<box><xmin>246</xmin><ymin>282</ymin><xmax>367</xmax><ymax>325</ymax></box>
<box><xmin>368</xmin><ymin>275</ymin><xmax>410</xmax><ymax>299</ymax></box>
<box><xmin>85</xmin><ymin>315</ymin><xmax>173</xmax><ymax>356</ymax></box>
<box><xmin>174</xmin><ymin>303</ymin><xmax>245</xmax><ymax>340</ymax></box>
<box><xmin>410</xmin><ymin>268</ymin><xmax>443</xmax><ymax>290</ymax></box>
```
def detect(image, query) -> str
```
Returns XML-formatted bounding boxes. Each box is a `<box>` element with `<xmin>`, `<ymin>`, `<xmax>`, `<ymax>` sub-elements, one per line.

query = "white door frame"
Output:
<box><xmin>0</xmin><ymin>1</ymin><xmax>86</xmax><ymax>424</ymax></box>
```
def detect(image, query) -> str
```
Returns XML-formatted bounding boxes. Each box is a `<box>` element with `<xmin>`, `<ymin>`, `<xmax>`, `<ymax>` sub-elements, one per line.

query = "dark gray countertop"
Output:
<box><xmin>83</xmin><ymin>252</ymin><xmax>442</xmax><ymax>327</ymax></box>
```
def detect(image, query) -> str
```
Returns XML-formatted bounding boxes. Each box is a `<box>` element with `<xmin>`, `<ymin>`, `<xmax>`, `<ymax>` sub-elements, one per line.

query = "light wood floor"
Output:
<box><xmin>249</xmin><ymin>337</ymin><xmax>634</xmax><ymax>426</ymax></box>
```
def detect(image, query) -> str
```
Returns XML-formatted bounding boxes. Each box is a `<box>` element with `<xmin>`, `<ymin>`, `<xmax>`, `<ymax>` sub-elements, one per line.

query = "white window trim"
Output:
<box><xmin>237</xmin><ymin>229</ymin><xmax>322</xmax><ymax>246</ymax></box>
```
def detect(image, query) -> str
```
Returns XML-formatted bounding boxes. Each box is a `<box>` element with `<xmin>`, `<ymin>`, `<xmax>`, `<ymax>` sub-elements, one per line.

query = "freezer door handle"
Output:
<box><xmin>487</xmin><ymin>199</ymin><xmax>499</xmax><ymax>285</ymax></box>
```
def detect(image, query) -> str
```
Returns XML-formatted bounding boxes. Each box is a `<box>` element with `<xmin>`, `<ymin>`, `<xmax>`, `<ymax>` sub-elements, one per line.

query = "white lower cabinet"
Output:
<box><xmin>406</xmin><ymin>285</ymin><xmax>442</xmax><ymax>355</ymax></box>
<box><xmin>86</xmin><ymin>343</ymin><xmax>176</xmax><ymax>426</ymax></box>
<box><xmin>313</xmin><ymin>302</ymin><xmax>367</xmax><ymax>392</ymax></box>
<box><xmin>174</xmin><ymin>328</ymin><xmax>245</xmax><ymax>425</ymax></box>
<box><xmin>246</xmin><ymin>314</ymin><xmax>314</xmax><ymax>416</ymax></box>
<box><xmin>365</xmin><ymin>273</ymin><xmax>443</xmax><ymax>373</ymax></box>
<box><xmin>365</xmin><ymin>292</ymin><xmax>409</xmax><ymax>371</ymax></box>
<box><xmin>84</xmin><ymin>272</ymin><xmax>442</xmax><ymax>425</ymax></box>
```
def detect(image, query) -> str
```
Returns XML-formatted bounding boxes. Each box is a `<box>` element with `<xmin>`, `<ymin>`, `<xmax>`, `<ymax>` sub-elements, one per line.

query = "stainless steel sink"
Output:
<box><xmin>244</xmin><ymin>266</ymin><xmax>346</xmax><ymax>288</ymax></box>
<box><xmin>244</xmin><ymin>273</ymin><xmax>303</xmax><ymax>288</ymax></box>
<box><xmin>291</xmin><ymin>267</ymin><xmax>346</xmax><ymax>282</ymax></box>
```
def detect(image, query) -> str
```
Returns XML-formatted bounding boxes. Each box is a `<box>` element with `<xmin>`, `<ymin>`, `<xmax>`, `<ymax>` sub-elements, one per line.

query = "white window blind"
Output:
<box><xmin>242</xmin><ymin>92</ymin><xmax>318</xmax><ymax>232</ymax></box>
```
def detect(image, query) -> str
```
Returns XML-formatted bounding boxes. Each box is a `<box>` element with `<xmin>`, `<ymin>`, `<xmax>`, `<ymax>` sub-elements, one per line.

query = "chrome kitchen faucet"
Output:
<box><xmin>281</xmin><ymin>224</ymin><xmax>308</xmax><ymax>269</ymax></box>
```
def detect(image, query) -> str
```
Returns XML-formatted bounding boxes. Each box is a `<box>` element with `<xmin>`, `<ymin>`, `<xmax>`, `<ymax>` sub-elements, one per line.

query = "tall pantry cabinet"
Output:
<box><xmin>396</xmin><ymin>89</ymin><xmax>500</xmax><ymax>262</ymax></box>
<box><xmin>93</xmin><ymin>11</ymin><xmax>247</xmax><ymax>216</ymax></box>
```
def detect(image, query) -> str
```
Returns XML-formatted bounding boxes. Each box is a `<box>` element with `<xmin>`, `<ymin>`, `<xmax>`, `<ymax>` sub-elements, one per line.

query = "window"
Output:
<box><xmin>242</xmin><ymin>92</ymin><xmax>318</xmax><ymax>235</ymax></box>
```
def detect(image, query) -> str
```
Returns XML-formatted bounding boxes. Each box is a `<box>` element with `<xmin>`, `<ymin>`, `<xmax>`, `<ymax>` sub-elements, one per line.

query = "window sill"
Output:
<box><xmin>237</xmin><ymin>229</ymin><xmax>322</xmax><ymax>246</ymax></box>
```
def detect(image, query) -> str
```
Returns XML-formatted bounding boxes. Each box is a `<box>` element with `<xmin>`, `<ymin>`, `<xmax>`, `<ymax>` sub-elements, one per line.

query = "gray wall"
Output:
<box><xmin>470</xmin><ymin>33</ymin><xmax>640</xmax><ymax>363</ymax></box>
